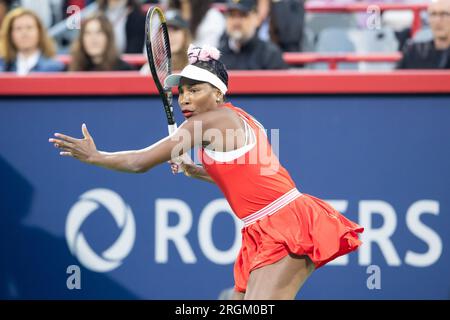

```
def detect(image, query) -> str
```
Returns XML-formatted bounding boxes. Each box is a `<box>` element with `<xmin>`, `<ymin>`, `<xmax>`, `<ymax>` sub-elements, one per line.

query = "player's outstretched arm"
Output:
<box><xmin>49</xmin><ymin>123</ymin><xmax>187</xmax><ymax>173</ymax></box>
<box><xmin>49</xmin><ymin>123</ymin><xmax>145</xmax><ymax>173</ymax></box>
<box><xmin>49</xmin><ymin>112</ymin><xmax>219</xmax><ymax>174</ymax></box>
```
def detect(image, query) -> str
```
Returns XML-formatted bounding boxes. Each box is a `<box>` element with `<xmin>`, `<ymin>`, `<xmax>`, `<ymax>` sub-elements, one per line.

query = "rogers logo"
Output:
<box><xmin>65</xmin><ymin>189</ymin><xmax>135</xmax><ymax>272</ymax></box>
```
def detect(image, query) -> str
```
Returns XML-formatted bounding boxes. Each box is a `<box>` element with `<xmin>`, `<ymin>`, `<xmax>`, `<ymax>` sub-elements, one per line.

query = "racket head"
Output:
<box><xmin>145</xmin><ymin>6</ymin><xmax>175</xmax><ymax>125</ymax></box>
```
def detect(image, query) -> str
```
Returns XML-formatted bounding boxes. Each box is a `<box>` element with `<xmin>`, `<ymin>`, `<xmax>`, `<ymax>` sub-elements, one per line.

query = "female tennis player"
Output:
<box><xmin>49</xmin><ymin>45</ymin><xmax>363</xmax><ymax>300</ymax></box>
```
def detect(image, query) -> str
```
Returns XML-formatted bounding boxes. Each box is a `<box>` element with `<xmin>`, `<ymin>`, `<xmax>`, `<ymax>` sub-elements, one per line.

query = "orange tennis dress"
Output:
<box><xmin>199</xmin><ymin>103</ymin><xmax>364</xmax><ymax>293</ymax></box>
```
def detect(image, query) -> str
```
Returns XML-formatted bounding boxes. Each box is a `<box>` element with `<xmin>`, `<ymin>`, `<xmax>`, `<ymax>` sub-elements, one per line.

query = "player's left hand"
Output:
<box><xmin>168</xmin><ymin>153</ymin><xmax>195</xmax><ymax>175</ymax></box>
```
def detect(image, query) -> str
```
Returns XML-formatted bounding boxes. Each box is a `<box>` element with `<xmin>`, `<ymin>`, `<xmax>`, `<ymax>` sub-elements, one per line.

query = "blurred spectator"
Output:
<box><xmin>219</xmin><ymin>0</ymin><xmax>287</xmax><ymax>69</ymax></box>
<box><xmin>63</xmin><ymin>0</ymin><xmax>89</xmax><ymax>14</ymax></box>
<box><xmin>164</xmin><ymin>11</ymin><xmax>191</xmax><ymax>70</ymax></box>
<box><xmin>397</xmin><ymin>0</ymin><xmax>450</xmax><ymax>69</ymax></box>
<box><xmin>0</xmin><ymin>0</ymin><xmax>14</xmax><ymax>27</ymax></box>
<box><xmin>0</xmin><ymin>8</ymin><xmax>64</xmax><ymax>74</ymax></box>
<box><xmin>269</xmin><ymin>0</ymin><xmax>305</xmax><ymax>52</ymax></box>
<box><xmin>256</xmin><ymin>0</ymin><xmax>270</xmax><ymax>26</ymax></box>
<box><xmin>65</xmin><ymin>0</ymin><xmax>93</xmax><ymax>9</ymax></box>
<box><xmin>141</xmin><ymin>10</ymin><xmax>191</xmax><ymax>74</ymax></box>
<box><xmin>96</xmin><ymin>0</ymin><xmax>145</xmax><ymax>53</ymax></box>
<box><xmin>168</xmin><ymin>0</ymin><xmax>225</xmax><ymax>48</ymax></box>
<box><xmin>69</xmin><ymin>14</ymin><xmax>132</xmax><ymax>71</ymax></box>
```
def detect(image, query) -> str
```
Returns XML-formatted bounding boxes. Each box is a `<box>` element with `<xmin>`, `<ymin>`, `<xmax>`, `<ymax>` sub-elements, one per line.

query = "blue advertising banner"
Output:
<box><xmin>1</xmin><ymin>95</ymin><xmax>449</xmax><ymax>299</ymax></box>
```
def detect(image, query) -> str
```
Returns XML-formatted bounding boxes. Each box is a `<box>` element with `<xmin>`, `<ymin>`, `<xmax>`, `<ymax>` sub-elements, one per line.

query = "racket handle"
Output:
<box><xmin>167</xmin><ymin>123</ymin><xmax>183</xmax><ymax>173</ymax></box>
<box><xmin>168</xmin><ymin>123</ymin><xmax>177</xmax><ymax>135</ymax></box>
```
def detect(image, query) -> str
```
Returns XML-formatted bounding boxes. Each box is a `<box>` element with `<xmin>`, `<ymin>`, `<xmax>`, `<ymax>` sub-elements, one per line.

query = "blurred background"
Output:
<box><xmin>0</xmin><ymin>0</ymin><xmax>449</xmax><ymax>299</ymax></box>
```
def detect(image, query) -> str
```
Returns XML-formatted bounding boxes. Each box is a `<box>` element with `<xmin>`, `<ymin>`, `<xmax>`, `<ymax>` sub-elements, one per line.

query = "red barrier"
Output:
<box><xmin>283</xmin><ymin>52</ymin><xmax>402</xmax><ymax>69</ymax></box>
<box><xmin>0</xmin><ymin>71</ymin><xmax>449</xmax><ymax>96</ymax></box>
<box><xmin>58</xmin><ymin>54</ymin><xmax>147</xmax><ymax>67</ymax></box>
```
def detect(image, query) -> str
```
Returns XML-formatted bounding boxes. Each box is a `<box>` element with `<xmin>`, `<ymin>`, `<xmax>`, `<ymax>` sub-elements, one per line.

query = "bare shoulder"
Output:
<box><xmin>183</xmin><ymin>107</ymin><xmax>243</xmax><ymax>132</ymax></box>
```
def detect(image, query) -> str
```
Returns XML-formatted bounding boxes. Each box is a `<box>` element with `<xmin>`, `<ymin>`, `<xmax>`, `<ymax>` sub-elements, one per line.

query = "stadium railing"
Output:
<box><xmin>57</xmin><ymin>53</ymin><xmax>403</xmax><ymax>70</ymax></box>
<box><xmin>1</xmin><ymin>71</ymin><xmax>449</xmax><ymax>95</ymax></box>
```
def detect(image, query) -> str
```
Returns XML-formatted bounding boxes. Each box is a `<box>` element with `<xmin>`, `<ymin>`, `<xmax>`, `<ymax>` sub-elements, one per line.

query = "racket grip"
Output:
<box><xmin>168</xmin><ymin>123</ymin><xmax>178</xmax><ymax>135</ymax></box>
<box><xmin>167</xmin><ymin>123</ymin><xmax>183</xmax><ymax>173</ymax></box>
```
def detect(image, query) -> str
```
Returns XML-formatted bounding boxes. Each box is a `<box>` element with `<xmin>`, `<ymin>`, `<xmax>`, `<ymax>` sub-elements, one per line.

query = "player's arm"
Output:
<box><xmin>185</xmin><ymin>165</ymin><xmax>213</xmax><ymax>183</ymax></box>
<box><xmin>49</xmin><ymin>123</ymin><xmax>165</xmax><ymax>173</ymax></box>
<box><xmin>168</xmin><ymin>107</ymin><xmax>240</xmax><ymax>184</ymax></box>
<box><xmin>48</xmin><ymin>111</ymin><xmax>220</xmax><ymax>174</ymax></box>
<box><xmin>169</xmin><ymin>160</ymin><xmax>215</xmax><ymax>183</ymax></box>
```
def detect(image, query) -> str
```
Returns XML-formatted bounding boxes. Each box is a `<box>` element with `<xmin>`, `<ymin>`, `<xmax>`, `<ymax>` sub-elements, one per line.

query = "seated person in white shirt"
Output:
<box><xmin>397</xmin><ymin>0</ymin><xmax>450</xmax><ymax>69</ymax></box>
<box><xmin>0</xmin><ymin>7</ymin><xmax>64</xmax><ymax>74</ymax></box>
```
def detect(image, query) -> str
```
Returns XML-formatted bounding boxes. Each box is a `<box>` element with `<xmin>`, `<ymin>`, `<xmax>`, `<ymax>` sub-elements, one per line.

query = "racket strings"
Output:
<box><xmin>151</xmin><ymin>25</ymin><xmax>170</xmax><ymax>84</ymax></box>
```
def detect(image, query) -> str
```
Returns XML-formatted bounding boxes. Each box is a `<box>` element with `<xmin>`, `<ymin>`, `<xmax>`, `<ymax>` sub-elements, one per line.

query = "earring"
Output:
<box><xmin>216</xmin><ymin>98</ymin><xmax>221</xmax><ymax>103</ymax></box>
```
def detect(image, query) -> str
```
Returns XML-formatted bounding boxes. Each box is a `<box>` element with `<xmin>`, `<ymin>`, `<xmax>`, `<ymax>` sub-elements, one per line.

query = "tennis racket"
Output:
<box><xmin>146</xmin><ymin>6</ymin><xmax>188</xmax><ymax>172</ymax></box>
<box><xmin>145</xmin><ymin>6</ymin><xmax>176</xmax><ymax>134</ymax></box>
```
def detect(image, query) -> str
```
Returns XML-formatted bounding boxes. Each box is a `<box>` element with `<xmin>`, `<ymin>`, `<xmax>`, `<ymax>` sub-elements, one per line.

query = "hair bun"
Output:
<box><xmin>187</xmin><ymin>44</ymin><xmax>221</xmax><ymax>64</ymax></box>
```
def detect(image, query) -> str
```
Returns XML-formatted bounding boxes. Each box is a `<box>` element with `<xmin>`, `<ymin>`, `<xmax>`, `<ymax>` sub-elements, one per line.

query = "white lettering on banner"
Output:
<box><xmin>154</xmin><ymin>199</ymin><xmax>442</xmax><ymax>267</ymax></box>
<box><xmin>155</xmin><ymin>199</ymin><xmax>197</xmax><ymax>263</ymax></box>
<box><xmin>359</xmin><ymin>200</ymin><xmax>402</xmax><ymax>266</ymax></box>
<box><xmin>405</xmin><ymin>201</ymin><xmax>442</xmax><ymax>267</ymax></box>
<box><xmin>198</xmin><ymin>199</ymin><xmax>243</xmax><ymax>264</ymax></box>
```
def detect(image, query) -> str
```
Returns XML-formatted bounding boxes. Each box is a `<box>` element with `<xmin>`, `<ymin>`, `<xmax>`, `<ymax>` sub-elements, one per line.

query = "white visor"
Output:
<box><xmin>164</xmin><ymin>64</ymin><xmax>228</xmax><ymax>94</ymax></box>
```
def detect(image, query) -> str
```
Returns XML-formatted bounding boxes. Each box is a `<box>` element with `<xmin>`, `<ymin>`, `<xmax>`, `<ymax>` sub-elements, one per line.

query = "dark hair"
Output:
<box><xmin>97</xmin><ymin>0</ymin><xmax>140</xmax><ymax>11</ymax></box>
<box><xmin>0</xmin><ymin>0</ymin><xmax>14</xmax><ymax>9</ymax></box>
<box><xmin>189</xmin><ymin>0</ymin><xmax>211</xmax><ymax>38</ymax></box>
<box><xmin>69</xmin><ymin>14</ymin><xmax>120</xmax><ymax>71</ymax></box>
<box><xmin>192</xmin><ymin>59</ymin><xmax>228</xmax><ymax>88</ymax></box>
<box><xmin>168</xmin><ymin>0</ymin><xmax>211</xmax><ymax>39</ymax></box>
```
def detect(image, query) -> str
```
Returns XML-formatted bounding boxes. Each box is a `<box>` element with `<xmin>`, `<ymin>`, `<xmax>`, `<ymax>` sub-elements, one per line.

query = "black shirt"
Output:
<box><xmin>397</xmin><ymin>40</ymin><xmax>450</xmax><ymax>69</ymax></box>
<box><xmin>125</xmin><ymin>8</ymin><xmax>146</xmax><ymax>54</ymax></box>
<box><xmin>81</xmin><ymin>58</ymin><xmax>133</xmax><ymax>72</ymax></box>
<box><xmin>219</xmin><ymin>34</ymin><xmax>288</xmax><ymax>70</ymax></box>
